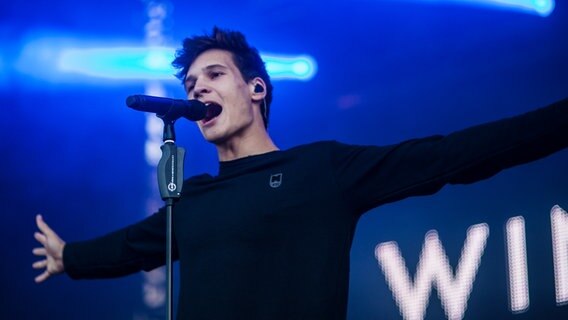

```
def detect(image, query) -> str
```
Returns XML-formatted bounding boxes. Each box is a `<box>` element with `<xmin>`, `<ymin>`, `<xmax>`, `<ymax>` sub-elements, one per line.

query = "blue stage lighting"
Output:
<box><xmin>0</xmin><ymin>54</ymin><xmax>5</xmax><ymax>86</ymax></box>
<box><xmin>532</xmin><ymin>0</ymin><xmax>555</xmax><ymax>16</ymax></box>
<box><xmin>264</xmin><ymin>54</ymin><xmax>317</xmax><ymax>81</ymax></box>
<box><xmin>58</xmin><ymin>47</ymin><xmax>174</xmax><ymax>80</ymax></box>
<box><xmin>55</xmin><ymin>46</ymin><xmax>317</xmax><ymax>81</ymax></box>
<box><xmin>486</xmin><ymin>0</ymin><xmax>555</xmax><ymax>16</ymax></box>
<box><xmin>431</xmin><ymin>0</ymin><xmax>555</xmax><ymax>16</ymax></box>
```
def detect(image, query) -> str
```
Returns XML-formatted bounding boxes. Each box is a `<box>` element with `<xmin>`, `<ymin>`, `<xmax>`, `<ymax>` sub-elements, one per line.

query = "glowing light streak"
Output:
<box><xmin>58</xmin><ymin>46</ymin><xmax>175</xmax><ymax>80</ymax></box>
<box><xmin>55</xmin><ymin>47</ymin><xmax>316</xmax><ymax>81</ymax></box>
<box><xmin>0</xmin><ymin>54</ymin><xmax>6</xmax><ymax>86</ymax></box>
<box><xmin>142</xmin><ymin>1</ymin><xmax>168</xmax><ymax>313</ymax></box>
<box><xmin>263</xmin><ymin>53</ymin><xmax>317</xmax><ymax>80</ymax></box>
<box><xmin>475</xmin><ymin>0</ymin><xmax>555</xmax><ymax>16</ymax></box>
<box><xmin>415</xmin><ymin>0</ymin><xmax>555</xmax><ymax>16</ymax></box>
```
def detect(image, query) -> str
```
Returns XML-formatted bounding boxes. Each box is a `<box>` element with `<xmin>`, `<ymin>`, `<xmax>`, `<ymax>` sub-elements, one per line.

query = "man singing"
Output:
<box><xmin>33</xmin><ymin>27</ymin><xmax>568</xmax><ymax>319</ymax></box>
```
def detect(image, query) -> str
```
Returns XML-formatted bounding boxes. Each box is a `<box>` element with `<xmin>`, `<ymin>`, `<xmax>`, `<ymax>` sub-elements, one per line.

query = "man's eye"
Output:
<box><xmin>211</xmin><ymin>72</ymin><xmax>223</xmax><ymax>78</ymax></box>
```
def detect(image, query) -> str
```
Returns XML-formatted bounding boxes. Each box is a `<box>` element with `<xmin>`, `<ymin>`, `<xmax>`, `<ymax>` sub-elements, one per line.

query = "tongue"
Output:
<box><xmin>205</xmin><ymin>103</ymin><xmax>222</xmax><ymax>121</ymax></box>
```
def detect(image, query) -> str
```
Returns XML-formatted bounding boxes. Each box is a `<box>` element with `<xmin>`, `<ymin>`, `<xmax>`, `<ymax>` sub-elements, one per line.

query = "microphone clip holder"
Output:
<box><xmin>158</xmin><ymin>119</ymin><xmax>185</xmax><ymax>202</ymax></box>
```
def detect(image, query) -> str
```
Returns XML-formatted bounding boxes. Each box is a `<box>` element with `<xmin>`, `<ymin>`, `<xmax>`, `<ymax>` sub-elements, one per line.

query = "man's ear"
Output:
<box><xmin>249</xmin><ymin>77</ymin><xmax>266</xmax><ymax>101</ymax></box>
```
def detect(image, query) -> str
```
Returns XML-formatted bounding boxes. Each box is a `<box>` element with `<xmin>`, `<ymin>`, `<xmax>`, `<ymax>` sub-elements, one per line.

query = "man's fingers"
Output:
<box><xmin>34</xmin><ymin>232</ymin><xmax>47</xmax><ymax>246</ymax></box>
<box><xmin>36</xmin><ymin>214</ymin><xmax>56</xmax><ymax>238</ymax></box>
<box><xmin>33</xmin><ymin>215</ymin><xmax>62</xmax><ymax>284</ymax></box>
<box><xmin>32</xmin><ymin>259</ymin><xmax>47</xmax><ymax>269</ymax></box>
<box><xmin>35</xmin><ymin>271</ymin><xmax>50</xmax><ymax>283</ymax></box>
<box><xmin>32</xmin><ymin>247</ymin><xmax>46</xmax><ymax>256</ymax></box>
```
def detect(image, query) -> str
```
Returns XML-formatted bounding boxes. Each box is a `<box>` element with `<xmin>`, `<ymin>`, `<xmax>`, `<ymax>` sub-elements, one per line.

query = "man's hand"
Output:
<box><xmin>32</xmin><ymin>214</ymin><xmax>65</xmax><ymax>283</ymax></box>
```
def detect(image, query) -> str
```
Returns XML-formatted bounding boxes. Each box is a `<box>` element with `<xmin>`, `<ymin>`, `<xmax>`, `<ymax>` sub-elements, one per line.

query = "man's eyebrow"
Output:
<box><xmin>204</xmin><ymin>64</ymin><xmax>229</xmax><ymax>71</ymax></box>
<box><xmin>184</xmin><ymin>64</ymin><xmax>229</xmax><ymax>90</ymax></box>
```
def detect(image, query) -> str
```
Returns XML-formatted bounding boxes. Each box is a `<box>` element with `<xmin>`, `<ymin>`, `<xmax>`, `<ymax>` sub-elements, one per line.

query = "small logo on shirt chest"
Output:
<box><xmin>269</xmin><ymin>173</ymin><xmax>283</xmax><ymax>188</ymax></box>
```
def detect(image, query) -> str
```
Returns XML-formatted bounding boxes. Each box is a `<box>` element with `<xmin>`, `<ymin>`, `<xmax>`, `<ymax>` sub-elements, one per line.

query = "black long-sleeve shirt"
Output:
<box><xmin>64</xmin><ymin>98</ymin><xmax>568</xmax><ymax>319</ymax></box>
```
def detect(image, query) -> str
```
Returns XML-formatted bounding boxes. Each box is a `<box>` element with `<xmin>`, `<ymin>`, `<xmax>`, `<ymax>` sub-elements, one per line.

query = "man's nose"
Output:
<box><xmin>193</xmin><ymin>83</ymin><xmax>211</xmax><ymax>99</ymax></box>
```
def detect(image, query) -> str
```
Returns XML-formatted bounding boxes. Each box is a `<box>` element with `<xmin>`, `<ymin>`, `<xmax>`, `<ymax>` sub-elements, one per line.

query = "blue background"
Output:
<box><xmin>0</xmin><ymin>1</ymin><xmax>567</xmax><ymax>319</ymax></box>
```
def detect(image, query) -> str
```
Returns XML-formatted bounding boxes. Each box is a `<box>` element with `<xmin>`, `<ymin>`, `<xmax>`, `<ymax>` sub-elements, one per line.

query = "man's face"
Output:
<box><xmin>184</xmin><ymin>49</ymin><xmax>258</xmax><ymax>144</ymax></box>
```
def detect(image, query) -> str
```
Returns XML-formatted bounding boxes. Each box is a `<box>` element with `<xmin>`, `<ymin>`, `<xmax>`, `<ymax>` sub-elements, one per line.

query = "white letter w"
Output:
<box><xmin>375</xmin><ymin>223</ymin><xmax>489</xmax><ymax>320</ymax></box>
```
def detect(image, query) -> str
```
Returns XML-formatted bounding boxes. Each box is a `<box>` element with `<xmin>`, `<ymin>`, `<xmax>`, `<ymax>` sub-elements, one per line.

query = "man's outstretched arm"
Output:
<box><xmin>330</xmin><ymin>97</ymin><xmax>568</xmax><ymax>213</ymax></box>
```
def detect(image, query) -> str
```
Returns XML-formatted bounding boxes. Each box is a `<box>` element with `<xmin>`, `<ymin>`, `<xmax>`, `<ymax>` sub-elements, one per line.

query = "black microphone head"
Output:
<box><xmin>126</xmin><ymin>95</ymin><xmax>144</xmax><ymax>110</ymax></box>
<box><xmin>126</xmin><ymin>94</ymin><xmax>208</xmax><ymax>121</ymax></box>
<box><xmin>183</xmin><ymin>99</ymin><xmax>208</xmax><ymax>121</ymax></box>
<box><xmin>205</xmin><ymin>103</ymin><xmax>222</xmax><ymax>119</ymax></box>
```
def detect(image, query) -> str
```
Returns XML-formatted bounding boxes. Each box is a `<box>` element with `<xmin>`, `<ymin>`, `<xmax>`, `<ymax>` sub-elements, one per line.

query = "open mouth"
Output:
<box><xmin>203</xmin><ymin>102</ymin><xmax>223</xmax><ymax>124</ymax></box>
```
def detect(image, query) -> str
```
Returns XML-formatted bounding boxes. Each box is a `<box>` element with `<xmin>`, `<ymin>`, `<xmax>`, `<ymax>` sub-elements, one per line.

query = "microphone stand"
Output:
<box><xmin>126</xmin><ymin>95</ymin><xmax>207</xmax><ymax>320</ymax></box>
<box><xmin>156</xmin><ymin>117</ymin><xmax>185</xmax><ymax>320</ymax></box>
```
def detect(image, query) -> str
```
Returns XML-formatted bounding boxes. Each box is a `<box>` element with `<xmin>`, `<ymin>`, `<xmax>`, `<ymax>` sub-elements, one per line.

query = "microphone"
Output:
<box><xmin>126</xmin><ymin>95</ymin><xmax>211</xmax><ymax>121</ymax></box>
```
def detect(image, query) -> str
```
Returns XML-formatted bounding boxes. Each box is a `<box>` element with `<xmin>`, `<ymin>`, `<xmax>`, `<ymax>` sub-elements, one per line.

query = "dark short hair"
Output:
<box><xmin>172</xmin><ymin>27</ymin><xmax>273</xmax><ymax>128</ymax></box>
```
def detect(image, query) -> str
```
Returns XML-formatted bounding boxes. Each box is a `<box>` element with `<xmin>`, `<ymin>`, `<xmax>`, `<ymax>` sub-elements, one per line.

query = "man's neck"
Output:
<box><xmin>215</xmin><ymin>129</ymin><xmax>279</xmax><ymax>162</ymax></box>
